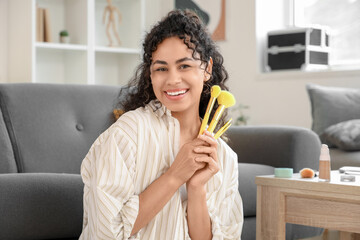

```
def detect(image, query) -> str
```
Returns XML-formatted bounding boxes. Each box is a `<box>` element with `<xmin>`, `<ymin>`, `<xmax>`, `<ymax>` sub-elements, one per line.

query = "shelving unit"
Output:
<box><xmin>8</xmin><ymin>0</ymin><xmax>145</xmax><ymax>85</ymax></box>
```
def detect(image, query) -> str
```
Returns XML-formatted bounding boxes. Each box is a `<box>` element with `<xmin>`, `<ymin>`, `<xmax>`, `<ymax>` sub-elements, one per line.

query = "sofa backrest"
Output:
<box><xmin>227</xmin><ymin>125</ymin><xmax>321</xmax><ymax>172</ymax></box>
<box><xmin>0</xmin><ymin>83</ymin><xmax>122</xmax><ymax>174</ymax></box>
<box><xmin>0</xmin><ymin>106</ymin><xmax>17</xmax><ymax>173</ymax></box>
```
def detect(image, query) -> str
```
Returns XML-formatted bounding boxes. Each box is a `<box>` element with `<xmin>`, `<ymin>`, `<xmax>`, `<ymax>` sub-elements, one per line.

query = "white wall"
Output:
<box><xmin>144</xmin><ymin>0</ymin><xmax>173</xmax><ymax>31</ymax></box>
<box><xmin>1</xmin><ymin>0</ymin><xmax>33</xmax><ymax>83</ymax></box>
<box><xmin>0</xmin><ymin>0</ymin><xmax>8</xmax><ymax>83</ymax></box>
<box><xmin>8</xmin><ymin>0</ymin><xmax>33</xmax><ymax>83</ymax></box>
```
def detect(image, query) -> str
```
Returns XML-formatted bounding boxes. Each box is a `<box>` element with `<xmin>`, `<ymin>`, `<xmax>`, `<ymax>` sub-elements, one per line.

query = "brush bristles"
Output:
<box><xmin>217</xmin><ymin>91</ymin><xmax>236</xmax><ymax>108</ymax></box>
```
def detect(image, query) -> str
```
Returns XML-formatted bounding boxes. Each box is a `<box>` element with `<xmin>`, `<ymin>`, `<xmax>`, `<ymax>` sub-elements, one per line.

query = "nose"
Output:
<box><xmin>166</xmin><ymin>69</ymin><xmax>181</xmax><ymax>85</ymax></box>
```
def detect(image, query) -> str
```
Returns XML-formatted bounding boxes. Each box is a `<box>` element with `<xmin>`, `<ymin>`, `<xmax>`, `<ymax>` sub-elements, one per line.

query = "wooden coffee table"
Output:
<box><xmin>256</xmin><ymin>171</ymin><xmax>360</xmax><ymax>240</ymax></box>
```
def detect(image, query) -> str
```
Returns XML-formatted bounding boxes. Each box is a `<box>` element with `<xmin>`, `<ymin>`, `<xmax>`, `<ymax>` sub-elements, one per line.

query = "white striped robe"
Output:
<box><xmin>79</xmin><ymin>100</ymin><xmax>243</xmax><ymax>240</ymax></box>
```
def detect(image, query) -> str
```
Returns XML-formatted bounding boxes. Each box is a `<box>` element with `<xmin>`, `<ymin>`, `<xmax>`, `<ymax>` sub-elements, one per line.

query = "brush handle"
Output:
<box><xmin>199</xmin><ymin>97</ymin><xmax>217</xmax><ymax>135</ymax></box>
<box><xmin>214</xmin><ymin>118</ymin><xmax>232</xmax><ymax>139</ymax></box>
<box><xmin>207</xmin><ymin>105</ymin><xmax>225</xmax><ymax>133</ymax></box>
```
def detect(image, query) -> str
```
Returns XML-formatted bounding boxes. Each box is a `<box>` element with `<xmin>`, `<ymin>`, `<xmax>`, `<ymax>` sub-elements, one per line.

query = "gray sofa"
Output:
<box><xmin>0</xmin><ymin>83</ymin><xmax>321</xmax><ymax>240</ymax></box>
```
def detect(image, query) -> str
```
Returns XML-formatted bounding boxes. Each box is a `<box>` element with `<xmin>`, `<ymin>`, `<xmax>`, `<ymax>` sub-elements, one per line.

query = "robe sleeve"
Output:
<box><xmin>207</xmin><ymin>145</ymin><xmax>244</xmax><ymax>240</ymax></box>
<box><xmin>81</xmin><ymin>128</ymin><xmax>140</xmax><ymax>240</ymax></box>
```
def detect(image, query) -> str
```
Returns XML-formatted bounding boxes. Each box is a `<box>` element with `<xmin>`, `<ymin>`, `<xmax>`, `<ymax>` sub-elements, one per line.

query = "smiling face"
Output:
<box><xmin>150</xmin><ymin>37</ymin><xmax>211</xmax><ymax>119</ymax></box>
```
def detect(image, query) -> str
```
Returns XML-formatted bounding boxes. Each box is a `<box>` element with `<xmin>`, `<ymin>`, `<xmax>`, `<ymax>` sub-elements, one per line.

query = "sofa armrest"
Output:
<box><xmin>227</xmin><ymin>125</ymin><xmax>321</xmax><ymax>172</ymax></box>
<box><xmin>0</xmin><ymin>173</ymin><xmax>83</xmax><ymax>240</ymax></box>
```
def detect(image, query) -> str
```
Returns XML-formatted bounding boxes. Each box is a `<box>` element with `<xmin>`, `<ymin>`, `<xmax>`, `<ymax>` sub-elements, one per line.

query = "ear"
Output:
<box><xmin>204</xmin><ymin>57</ymin><xmax>213</xmax><ymax>82</ymax></box>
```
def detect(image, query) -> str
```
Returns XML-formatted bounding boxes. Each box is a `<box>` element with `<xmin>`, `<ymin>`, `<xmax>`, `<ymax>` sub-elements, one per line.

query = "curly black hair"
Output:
<box><xmin>118</xmin><ymin>9</ymin><xmax>230</xmax><ymax>133</ymax></box>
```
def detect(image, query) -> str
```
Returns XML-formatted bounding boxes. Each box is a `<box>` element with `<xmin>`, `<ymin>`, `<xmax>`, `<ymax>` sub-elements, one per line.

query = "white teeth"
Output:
<box><xmin>166</xmin><ymin>90</ymin><xmax>187</xmax><ymax>96</ymax></box>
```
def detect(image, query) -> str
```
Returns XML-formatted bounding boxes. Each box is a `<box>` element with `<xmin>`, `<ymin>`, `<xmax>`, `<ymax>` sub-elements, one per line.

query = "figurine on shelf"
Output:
<box><xmin>103</xmin><ymin>0</ymin><xmax>122</xmax><ymax>47</ymax></box>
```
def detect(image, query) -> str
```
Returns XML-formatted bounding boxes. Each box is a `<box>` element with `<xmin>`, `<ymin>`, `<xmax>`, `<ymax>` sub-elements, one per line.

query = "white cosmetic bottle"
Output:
<box><xmin>319</xmin><ymin>144</ymin><xmax>331</xmax><ymax>182</ymax></box>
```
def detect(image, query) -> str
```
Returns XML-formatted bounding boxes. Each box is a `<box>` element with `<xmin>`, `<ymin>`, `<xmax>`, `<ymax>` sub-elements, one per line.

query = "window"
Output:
<box><xmin>293</xmin><ymin>0</ymin><xmax>360</xmax><ymax>68</ymax></box>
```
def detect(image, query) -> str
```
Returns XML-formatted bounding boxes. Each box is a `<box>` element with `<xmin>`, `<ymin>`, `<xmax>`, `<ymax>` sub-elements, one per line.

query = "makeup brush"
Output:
<box><xmin>214</xmin><ymin>118</ymin><xmax>232</xmax><ymax>139</ymax></box>
<box><xmin>198</xmin><ymin>85</ymin><xmax>222</xmax><ymax>135</ymax></box>
<box><xmin>207</xmin><ymin>91</ymin><xmax>236</xmax><ymax>133</ymax></box>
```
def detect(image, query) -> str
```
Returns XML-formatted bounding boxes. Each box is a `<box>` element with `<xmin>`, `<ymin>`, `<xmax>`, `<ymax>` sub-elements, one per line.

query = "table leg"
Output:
<box><xmin>256</xmin><ymin>186</ymin><xmax>286</xmax><ymax>240</ymax></box>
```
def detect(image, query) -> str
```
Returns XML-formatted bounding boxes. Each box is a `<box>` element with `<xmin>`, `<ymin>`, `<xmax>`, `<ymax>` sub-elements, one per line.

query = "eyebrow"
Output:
<box><xmin>152</xmin><ymin>57</ymin><xmax>194</xmax><ymax>66</ymax></box>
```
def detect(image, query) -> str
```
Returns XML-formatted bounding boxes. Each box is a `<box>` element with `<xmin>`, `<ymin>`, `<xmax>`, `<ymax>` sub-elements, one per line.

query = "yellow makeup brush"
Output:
<box><xmin>198</xmin><ymin>85</ymin><xmax>222</xmax><ymax>135</ymax></box>
<box><xmin>207</xmin><ymin>91</ymin><xmax>236</xmax><ymax>133</ymax></box>
<box><xmin>214</xmin><ymin>118</ymin><xmax>232</xmax><ymax>139</ymax></box>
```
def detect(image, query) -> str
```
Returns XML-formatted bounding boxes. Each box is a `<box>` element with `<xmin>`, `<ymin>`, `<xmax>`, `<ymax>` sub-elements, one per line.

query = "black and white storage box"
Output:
<box><xmin>266</xmin><ymin>27</ymin><xmax>330</xmax><ymax>71</ymax></box>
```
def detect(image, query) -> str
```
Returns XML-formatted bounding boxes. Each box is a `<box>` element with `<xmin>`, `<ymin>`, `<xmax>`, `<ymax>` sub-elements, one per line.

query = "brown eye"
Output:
<box><xmin>156</xmin><ymin>67</ymin><xmax>167</xmax><ymax>72</ymax></box>
<box><xmin>180</xmin><ymin>64</ymin><xmax>190</xmax><ymax>69</ymax></box>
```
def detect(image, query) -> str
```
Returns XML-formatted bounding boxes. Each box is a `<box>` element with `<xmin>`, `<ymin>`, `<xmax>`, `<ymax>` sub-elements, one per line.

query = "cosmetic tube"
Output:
<box><xmin>319</xmin><ymin>144</ymin><xmax>331</xmax><ymax>182</ymax></box>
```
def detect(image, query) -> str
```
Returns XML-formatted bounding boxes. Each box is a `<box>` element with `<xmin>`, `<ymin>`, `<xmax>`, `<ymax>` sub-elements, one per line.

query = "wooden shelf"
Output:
<box><xmin>95</xmin><ymin>46</ymin><xmax>141</xmax><ymax>54</ymax></box>
<box><xmin>36</xmin><ymin>42</ymin><xmax>87</xmax><ymax>51</ymax></box>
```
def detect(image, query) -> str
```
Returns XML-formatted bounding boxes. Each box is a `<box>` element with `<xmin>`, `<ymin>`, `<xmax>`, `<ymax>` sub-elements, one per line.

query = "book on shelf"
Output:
<box><xmin>36</xmin><ymin>6</ymin><xmax>52</xmax><ymax>42</ymax></box>
<box><xmin>43</xmin><ymin>8</ymin><xmax>52</xmax><ymax>42</ymax></box>
<box><xmin>36</xmin><ymin>7</ymin><xmax>44</xmax><ymax>42</ymax></box>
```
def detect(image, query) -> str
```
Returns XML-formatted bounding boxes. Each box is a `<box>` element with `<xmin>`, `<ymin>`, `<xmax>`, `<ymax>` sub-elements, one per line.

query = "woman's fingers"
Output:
<box><xmin>194</xmin><ymin>130</ymin><xmax>218</xmax><ymax>162</ymax></box>
<box><xmin>194</xmin><ymin>156</ymin><xmax>219</xmax><ymax>172</ymax></box>
<box><xmin>198</xmin><ymin>131</ymin><xmax>217</xmax><ymax>147</ymax></box>
<box><xmin>193</xmin><ymin>146</ymin><xmax>216</xmax><ymax>157</ymax></box>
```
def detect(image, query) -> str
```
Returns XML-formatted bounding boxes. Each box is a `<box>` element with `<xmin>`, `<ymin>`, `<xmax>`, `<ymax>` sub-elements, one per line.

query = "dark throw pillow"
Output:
<box><xmin>322</xmin><ymin>119</ymin><xmax>360</xmax><ymax>151</ymax></box>
<box><xmin>306</xmin><ymin>83</ymin><xmax>360</xmax><ymax>146</ymax></box>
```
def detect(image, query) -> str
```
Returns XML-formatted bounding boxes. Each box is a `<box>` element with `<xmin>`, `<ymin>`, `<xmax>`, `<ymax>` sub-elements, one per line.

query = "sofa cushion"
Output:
<box><xmin>0</xmin><ymin>100</ymin><xmax>17</xmax><ymax>173</ymax></box>
<box><xmin>241</xmin><ymin>216</ymin><xmax>256</xmax><ymax>240</ymax></box>
<box><xmin>0</xmin><ymin>173</ymin><xmax>83</xmax><ymax>240</ymax></box>
<box><xmin>238</xmin><ymin>163</ymin><xmax>275</xmax><ymax>217</ymax></box>
<box><xmin>323</xmin><ymin>119</ymin><xmax>360</xmax><ymax>151</ymax></box>
<box><xmin>306</xmin><ymin>83</ymin><xmax>360</xmax><ymax>146</ymax></box>
<box><xmin>0</xmin><ymin>83</ymin><xmax>122</xmax><ymax>173</ymax></box>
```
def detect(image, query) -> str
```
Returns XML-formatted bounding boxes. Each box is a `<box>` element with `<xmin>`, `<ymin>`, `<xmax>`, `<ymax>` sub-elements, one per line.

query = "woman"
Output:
<box><xmin>80</xmin><ymin>10</ymin><xmax>243</xmax><ymax>240</ymax></box>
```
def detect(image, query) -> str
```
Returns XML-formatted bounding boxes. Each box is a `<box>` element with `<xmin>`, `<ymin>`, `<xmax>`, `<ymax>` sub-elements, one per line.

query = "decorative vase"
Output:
<box><xmin>60</xmin><ymin>36</ymin><xmax>70</xmax><ymax>44</ymax></box>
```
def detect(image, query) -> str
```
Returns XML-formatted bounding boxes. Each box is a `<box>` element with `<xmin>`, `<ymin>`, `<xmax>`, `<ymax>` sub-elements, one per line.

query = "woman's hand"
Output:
<box><xmin>186</xmin><ymin>131</ymin><xmax>219</xmax><ymax>191</ymax></box>
<box><xmin>167</xmin><ymin>138</ymin><xmax>208</xmax><ymax>186</ymax></box>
